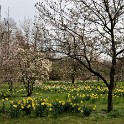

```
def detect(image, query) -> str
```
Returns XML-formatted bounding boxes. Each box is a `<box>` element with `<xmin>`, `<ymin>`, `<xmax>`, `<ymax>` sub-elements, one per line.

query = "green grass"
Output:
<box><xmin>0</xmin><ymin>81</ymin><xmax>124</xmax><ymax>123</ymax></box>
<box><xmin>0</xmin><ymin>114</ymin><xmax>124</xmax><ymax>124</ymax></box>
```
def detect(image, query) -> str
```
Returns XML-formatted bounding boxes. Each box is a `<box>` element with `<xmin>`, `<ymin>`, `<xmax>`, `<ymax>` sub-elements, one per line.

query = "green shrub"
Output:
<box><xmin>35</xmin><ymin>101</ymin><xmax>49</xmax><ymax>117</ymax></box>
<box><xmin>9</xmin><ymin>104</ymin><xmax>21</xmax><ymax>118</ymax></box>
<box><xmin>51</xmin><ymin>101</ymin><xmax>64</xmax><ymax>117</ymax></box>
<box><xmin>83</xmin><ymin>106</ymin><xmax>93</xmax><ymax>117</ymax></box>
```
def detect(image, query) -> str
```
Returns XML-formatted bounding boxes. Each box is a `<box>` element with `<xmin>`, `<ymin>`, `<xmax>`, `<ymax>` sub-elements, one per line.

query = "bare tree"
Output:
<box><xmin>35</xmin><ymin>0</ymin><xmax>124</xmax><ymax>112</ymax></box>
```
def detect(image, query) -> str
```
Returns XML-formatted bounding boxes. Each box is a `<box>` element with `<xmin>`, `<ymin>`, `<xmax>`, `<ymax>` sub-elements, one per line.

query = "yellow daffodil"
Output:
<box><xmin>5</xmin><ymin>98</ymin><xmax>8</xmax><ymax>101</ymax></box>
<box><xmin>27</xmin><ymin>104</ymin><xmax>31</xmax><ymax>108</ymax></box>
<box><xmin>13</xmin><ymin>105</ymin><xmax>17</xmax><ymax>108</ymax></box>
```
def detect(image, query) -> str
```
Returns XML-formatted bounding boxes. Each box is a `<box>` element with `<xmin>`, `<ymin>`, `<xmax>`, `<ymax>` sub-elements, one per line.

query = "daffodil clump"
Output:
<box><xmin>9</xmin><ymin>100</ymin><xmax>21</xmax><ymax>118</ymax></box>
<box><xmin>1</xmin><ymin>98</ymin><xmax>8</xmax><ymax>113</ymax></box>
<box><xmin>0</xmin><ymin>97</ymin><xmax>96</xmax><ymax>118</ymax></box>
<box><xmin>34</xmin><ymin>98</ymin><xmax>51</xmax><ymax>117</ymax></box>
<box><xmin>67</xmin><ymin>90</ymin><xmax>99</xmax><ymax>105</ymax></box>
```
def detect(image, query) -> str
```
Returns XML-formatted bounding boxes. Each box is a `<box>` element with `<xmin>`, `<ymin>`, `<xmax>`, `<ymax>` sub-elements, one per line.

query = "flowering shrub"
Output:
<box><xmin>16</xmin><ymin>49</ymin><xmax>52</xmax><ymax>96</ymax></box>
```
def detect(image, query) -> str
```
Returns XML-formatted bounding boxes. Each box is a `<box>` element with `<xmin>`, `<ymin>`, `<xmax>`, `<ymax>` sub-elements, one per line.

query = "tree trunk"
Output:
<box><xmin>72</xmin><ymin>77</ymin><xmax>75</xmax><ymax>84</ymax></box>
<box><xmin>27</xmin><ymin>81</ymin><xmax>33</xmax><ymax>96</ymax></box>
<box><xmin>8</xmin><ymin>80</ymin><xmax>13</xmax><ymax>92</ymax></box>
<box><xmin>71</xmin><ymin>73</ymin><xmax>75</xmax><ymax>84</ymax></box>
<box><xmin>27</xmin><ymin>80</ymin><xmax>31</xmax><ymax>96</ymax></box>
<box><xmin>107</xmin><ymin>86</ymin><xmax>114</xmax><ymax>112</ymax></box>
<box><xmin>29</xmin><ymin>84</ymin><xmax>33</xmax><ymax>95</ymax></box>
<box><xmin>97</xmin><ymin>76</ymin><xmax>99</xmax><ymax>82</ymax></box>
<box><xmin>31</xmin><ymin>81</ymin><xmax>34</xmax><ymax>91</ymax></box>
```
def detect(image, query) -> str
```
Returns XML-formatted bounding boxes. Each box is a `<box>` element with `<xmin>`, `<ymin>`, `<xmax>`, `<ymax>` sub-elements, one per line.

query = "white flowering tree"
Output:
<box><xmin>16</xmin><ymin>48</ymin><xmax>52</xmax><ymax>96</ymax></box>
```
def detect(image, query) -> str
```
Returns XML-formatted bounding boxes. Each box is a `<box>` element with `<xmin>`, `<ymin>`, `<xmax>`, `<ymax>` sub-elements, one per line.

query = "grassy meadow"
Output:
<box><xmin>0</xmin><ymin>81</ymin><xmax>124</xmax><ymax>124</ymax></box>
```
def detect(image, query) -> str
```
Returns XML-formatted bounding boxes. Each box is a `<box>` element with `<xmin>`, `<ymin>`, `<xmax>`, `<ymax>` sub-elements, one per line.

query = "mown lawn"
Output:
<box><xmin>1</xmin><ymin>114</ymin><xmax>124</xmax><ymax>124</ymax></box>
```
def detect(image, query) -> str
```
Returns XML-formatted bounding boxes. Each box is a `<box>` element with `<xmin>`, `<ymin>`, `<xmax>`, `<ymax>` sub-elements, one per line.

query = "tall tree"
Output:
<box><xmin>0</xmin><ymin>16</ymin><xmax>17</xmax><ymax>92</ymax></box>
<box><xmin>35</xmin><ymin>0</ymin><xmax>124</xmax><ymax>112</ymax></box>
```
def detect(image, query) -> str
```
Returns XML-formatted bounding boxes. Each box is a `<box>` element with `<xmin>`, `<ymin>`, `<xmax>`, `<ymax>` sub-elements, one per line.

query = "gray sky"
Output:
<box><xmin>0</xmin><ymin>0</ymin><xmax>40</xmax><ymax>22</ymax></box>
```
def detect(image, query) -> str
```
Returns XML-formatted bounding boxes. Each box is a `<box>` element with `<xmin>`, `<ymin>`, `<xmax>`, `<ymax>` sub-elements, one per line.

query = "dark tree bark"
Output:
<box><xmin>107</xmin><ymin>86</ymin><xmax>114</xmax><ymax>112</ymax></box>
<box><xmin>71</xmin><ymin>74</ymin><xmax>75</xmax><ymax>84</ymax></box>
<box><xmin>8</xmin><ymin>80</ymin><xmax>13</xmax><ymax>96</ymax></box>
<box><xmin>27</xmin><ymin>80</ymin><xmax>33</xmax><ymax>96</ymax></box>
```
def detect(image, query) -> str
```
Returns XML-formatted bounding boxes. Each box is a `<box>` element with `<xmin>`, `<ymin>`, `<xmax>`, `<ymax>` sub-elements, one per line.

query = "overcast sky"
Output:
<box><xmin>0</xmin><ymin>0</ymin><xmax>41</xmax><ymax>22</ymax></box>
